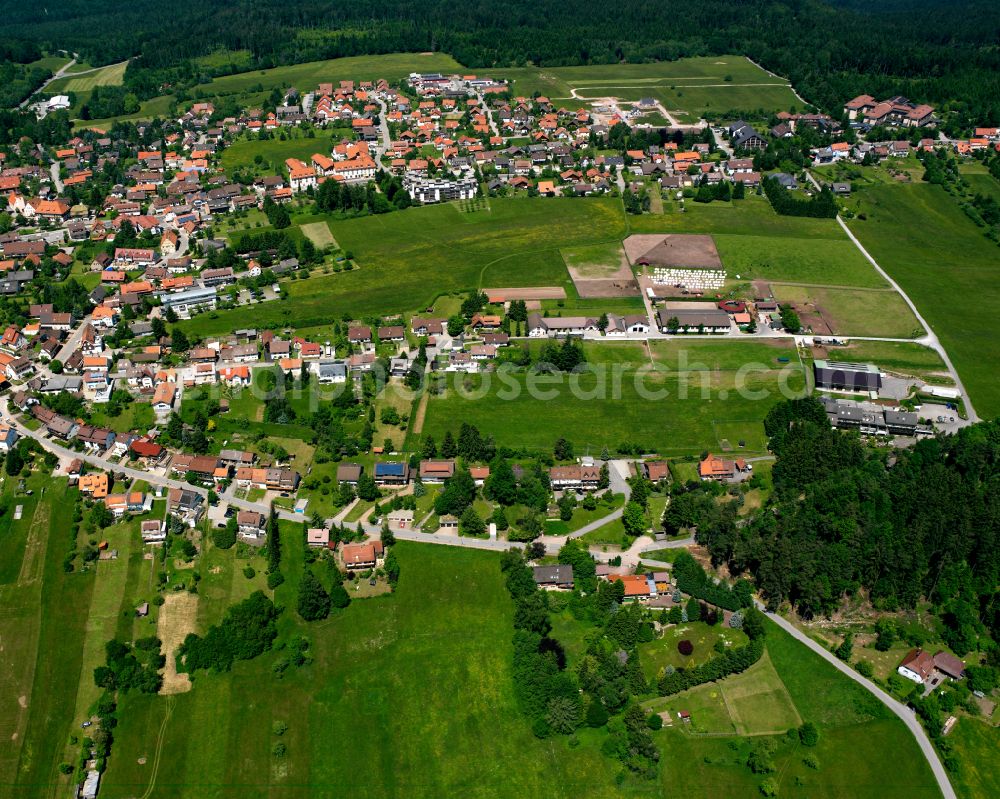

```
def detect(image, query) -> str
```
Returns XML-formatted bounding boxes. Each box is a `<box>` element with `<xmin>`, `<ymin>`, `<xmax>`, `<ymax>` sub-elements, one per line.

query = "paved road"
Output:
<box><xmin>49</xmin><ymin>162</ymin><xmax>64</xmax><ymax>194</ymax></box>
<box><xmin>20</xmin><ymin>56</ymin><xmax>76</xmax><ymax>109</ymax></box>
<box><xmin>763</xmin><ymin>607</ymin><xmax>956</xmax><ymax>799</ymax></box>
<box><xmin>805</xmin><ymin>170</ymin><xmax>978</xmax><ymax>422</ymax></box>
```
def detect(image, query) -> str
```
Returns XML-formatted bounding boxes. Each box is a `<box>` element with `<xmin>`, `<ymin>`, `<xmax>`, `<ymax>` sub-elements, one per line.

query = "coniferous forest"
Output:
<box><xmin>1</xmin><ymin>0</ymin><xmax>999</xmax><ymax>128</ymax></box>
<box><xmin>697</xmin><ymin>398</ymin><xmax>1000</xmax><ymax>657</ymax></box>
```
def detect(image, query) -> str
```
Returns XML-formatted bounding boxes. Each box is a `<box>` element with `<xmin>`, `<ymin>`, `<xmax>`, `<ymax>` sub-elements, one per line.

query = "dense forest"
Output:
<box><xmin>0</xmin><ymin>1</ymin><xmax>999</xmax><ymax>127</ymax></box>
<box><xmin>697</xmin><ymin>398</ymin><xmax>1000</xmax><ymax>657</ymax></box>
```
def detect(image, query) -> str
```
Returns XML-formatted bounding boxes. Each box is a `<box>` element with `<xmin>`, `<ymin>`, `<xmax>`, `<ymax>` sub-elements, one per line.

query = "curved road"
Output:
<box><xmin>804</xmin><ymin>170</ymin><xmax>978</xmax><ymax>422</ymax></box>
<box><xmin>763</xmin><ymin>606</ymin><xmax>956</xmax><ymax>799</ymax></box>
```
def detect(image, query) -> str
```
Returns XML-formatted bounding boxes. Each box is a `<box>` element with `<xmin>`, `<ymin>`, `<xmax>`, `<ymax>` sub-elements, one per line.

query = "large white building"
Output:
<box><xmin>404</xmin><ymin>172</ymin><xmax>478</xmax><ymax>204</ymax></box>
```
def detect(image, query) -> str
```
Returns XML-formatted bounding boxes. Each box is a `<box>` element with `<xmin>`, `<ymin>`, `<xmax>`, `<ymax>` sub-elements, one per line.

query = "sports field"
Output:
<box><xmin>494</xmin><ymin>56</ymin><xmax>802</xmax><ymax>121</ymax></box>
<box><xmin>416</xmin><ymin>339</ymin><xmax>806</xmax><ymax>456</ymax></box>
<box><xmin>843</xmin><ymin>179</ymin><xmax>1000</xmax><ymax>416</ymax></box>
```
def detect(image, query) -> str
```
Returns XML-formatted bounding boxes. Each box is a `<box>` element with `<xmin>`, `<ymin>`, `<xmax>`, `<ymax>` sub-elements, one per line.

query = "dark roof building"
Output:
<box><xmin>532</xmin><ymin>565</ymin><xmax>575</xmax><ymax>589</ymax></box>
<box><xmin>813</xmin><ymin>360</ymin><xmax>882</xmax><ymax>392</ymax></box>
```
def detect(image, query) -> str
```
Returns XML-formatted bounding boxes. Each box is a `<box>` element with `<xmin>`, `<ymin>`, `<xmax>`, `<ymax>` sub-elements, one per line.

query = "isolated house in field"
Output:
<box><xmin>340</xmin><ymin>540</ymin><xmax>384</xmax><ymax>569</ymax></box>
<box><xmin>532</xmin><ymin>565</ymin><xmax>575</xmax><ymax>590</ymax></box>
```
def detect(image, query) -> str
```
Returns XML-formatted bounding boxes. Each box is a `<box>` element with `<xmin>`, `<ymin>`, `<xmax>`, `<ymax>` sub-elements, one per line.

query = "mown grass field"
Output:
<box><xmin>181</xmin><ymin>197</ymin><xmax>626</xmax><ymax>337</ymax></box>
<box><xmin>0</xmin><ymin>478</ymin><xmax>93</xmax><ymax>799</ymax></box>
<box><xmin>843</xmin><ymin>180</ymin><xmax>1000</xmax><ymax>416</ymax></box>
<box><xmin>713</xmin><ymin>233</ymin><xmax>887</xmax><ymax>288</ymax></box>
<box><xmin>494</xmin><ymin>56</ymin><xmax>801</xmax><ymax>121</ymax></box>
<box><xmin>417</xmin><ymin>339</ymin><xmax>805</xmax><ymax>456</ymax></box>
<box><xmin>48</xmin><ymin>60</ymin><xmax>128</xmax><ymax>93</ymax></box>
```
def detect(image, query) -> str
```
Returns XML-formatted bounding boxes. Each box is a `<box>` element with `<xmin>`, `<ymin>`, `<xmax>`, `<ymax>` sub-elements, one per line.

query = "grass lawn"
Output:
<box><xmin>843</xmin><ymin>179</ymin><xmax>1000</xmax><ymax>416</ymax></box>
<box><xmin>772</xmin><ymin>283</ymin><xmax>923</xmax><ymax>338</ymax></box>
<box><xmin>418</xmin><ymin>338</ymin><xmax>804</xmax><ymax>456</ymax></box>
<box><xmin>181</xmin><ymin>197</ymin><xmax>627</xmax><ymax>337</ymax></box>
<box><xmin>640</xmin><ymin>547</ymin><xmax>691</xmax><ymax>563</ymax></box>
<box><xmin>219</xmin><ymin>128</ymin><xmax>353</xmax><ymax>176</ymax></box>
<box><xmin>99</xmin><ymin>543</ymin><xmax>631</xmax><ymax>798</ymax></box>
<box><xmin>639</xmin><ymin>621</ymin><xmax>750</xmax><ymax>682</ymax></box>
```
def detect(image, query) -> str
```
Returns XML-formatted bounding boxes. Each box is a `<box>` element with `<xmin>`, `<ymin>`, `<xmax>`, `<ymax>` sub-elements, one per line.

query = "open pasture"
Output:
<box><xmin>844</xmin><ymin>179</ymin><xmax>1000</xmax><ymax>417</ymax></box>
<box><xmin>417</xmin><ymin>339</ymin><xmax>804</xmax><ymax>456</ymax></box>
<box><xmin>182</xmin><ymin>197</ymin><xmax>626</xmax><ymax>337</ymax></box>
<box><xmin>772</xmin><ymin>284</ymin><xmax>923</xmax><ymax>338</ymax></box>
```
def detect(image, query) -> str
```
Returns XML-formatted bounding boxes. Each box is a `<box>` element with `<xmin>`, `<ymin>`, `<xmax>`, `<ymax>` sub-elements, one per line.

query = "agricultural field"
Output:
<box><xmin>181</xmin><ymin>197</ymin><xmax>627</xmax><ymax>337</ymax></box>
<box><xmin>416</xmin><ymin>339</ymin><xmax>805</xmax><ymax>456</ymax></box>
<box><xmin>494</xmin><ymin>56</ymin><xmax>801</xmax><ymax>121</ymax></box>
<box><xmin>0</xmin><ymin>479</ymin><xmax>93</xmax><ymax>799</ymax></box>
<box><xmin>948</xmin><ymin>718</ymin><xmax>1000</xmax><ymax>799</ymax></box>
<box><xmin>0</xmin><ymin>486</ymin><xmax>952</xmax><ymax>799</ymax></box>
<box><xmin>842</xmin><ymin>179</ymin><xmax>1000</xmax><ymax>416</ymax></box>
<box><xmin>47</xmin><ymin>60</ymin><xmax>128</xmax><ymax>93</ymax></box>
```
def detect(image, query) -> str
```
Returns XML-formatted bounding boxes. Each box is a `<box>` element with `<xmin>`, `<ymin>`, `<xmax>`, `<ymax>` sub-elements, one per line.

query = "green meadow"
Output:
<box><xmin>219</xmin><ymin>128</ymin><xmax>355</xmax><ymax>176</ymax></box>
<box><xmin>843</xmin><ymin>179</ymin><xmax>1000</xmax><ymax>416</ymax></box>
<box><xmin>181</xmin><ymin>197</ymin><xmax>627</xmax><ymax>337</ymax></box>
<box><xmin>416</xmin><ymin>339</ymin><xmax>806</xmax><ymax>456</ymax></box>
